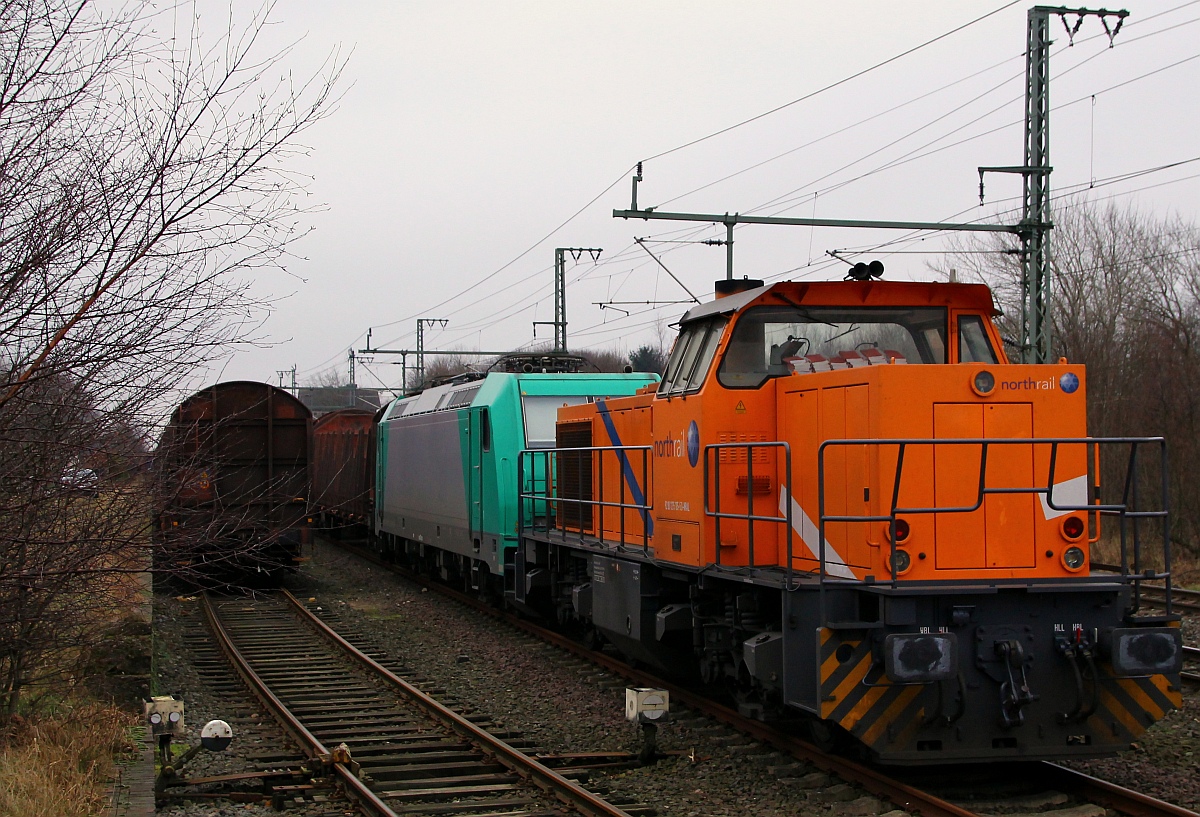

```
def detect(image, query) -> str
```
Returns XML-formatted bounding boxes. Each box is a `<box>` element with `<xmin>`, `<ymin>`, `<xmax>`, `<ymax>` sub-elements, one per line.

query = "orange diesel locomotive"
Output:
<box><xmin>515</xmin><ymin>276</ymin><xmax>1182</xmax><ymax>764</ymax></box>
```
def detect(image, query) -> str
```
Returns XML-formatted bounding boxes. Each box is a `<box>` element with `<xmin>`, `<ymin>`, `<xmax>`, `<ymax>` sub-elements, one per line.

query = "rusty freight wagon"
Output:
<box><xmin>311</xmin><ymin>407</ymin><xmax>378</xmax><ymax>531</ymax></box>
<box><xmin>153</xmin><ymin>381</ymin><xmax>312</xmax><ymax>587</ymax></box>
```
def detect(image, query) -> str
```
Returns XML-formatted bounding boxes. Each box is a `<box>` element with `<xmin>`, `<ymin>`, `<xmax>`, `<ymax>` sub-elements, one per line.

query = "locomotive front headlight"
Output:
<box><xmin>971</xmin><ymin>370</ymin><xmax>996</xmax><ymax>396</ymax></box>
<box><xmin>1061</xmin><ymin>546</ymin><xmax>1087</xmax><ymax>572</ymax></box>
<box><xmin>883</xmin><ymin>633</ymin><xmax>958</xmax><ymax>683</ymax></box>
<box><xmin>1105</xmin><ymin>627</ymin><xmax>1183</xmax><ymax>677</ymax></box>
<box><xmin>887</xmin><ymin>548</ymin><xmax>911</xmax><ymax>575</ymax></box>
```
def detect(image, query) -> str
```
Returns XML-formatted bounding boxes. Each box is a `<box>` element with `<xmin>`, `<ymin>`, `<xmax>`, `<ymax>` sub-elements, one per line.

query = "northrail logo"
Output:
<box><xmin>655</xmin><ymin>421</ymin><xmax>702</xmax><ymax>468</ymax></box>
<box><xmin>654</xmin><ymin>431</ymin><xmax>684</xmax><ymax>460</ymax></box>
<box><xmin>999</xmin><ymin>372</ymin><xmax>1080</xmax><ymax>394</ymax></box>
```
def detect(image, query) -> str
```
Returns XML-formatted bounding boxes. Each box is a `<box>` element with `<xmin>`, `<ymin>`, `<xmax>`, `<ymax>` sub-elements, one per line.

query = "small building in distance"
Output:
<box><xmin>296</xmin><ymin>386</ymin><xmax>382</xmax><ymax>419</ymax></box>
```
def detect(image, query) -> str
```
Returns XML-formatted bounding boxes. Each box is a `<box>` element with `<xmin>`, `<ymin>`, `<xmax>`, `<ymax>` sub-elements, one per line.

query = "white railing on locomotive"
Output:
<box><xmin>814</xmin><ymin>436</ymin><xmax>1171</xmax><ymax>594</ymax></box>
<box><xmin>702</xmin><ymin>441</ymin><xmax>793</xmax><ymax>572</ymax></box>
<box><xmin>517</xmin><ymin>445</ymin><xmax>653</xmax><ymax>551</ymax></box>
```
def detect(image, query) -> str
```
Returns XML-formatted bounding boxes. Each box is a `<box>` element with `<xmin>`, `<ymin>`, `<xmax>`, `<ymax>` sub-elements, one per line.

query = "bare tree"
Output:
<box><xmin>577</xmin><ymin>347</ymin><xmax>628</xmax><ymax>373</ymax></box>
<box><xmin>411</xmin><ymin>353</ymin><xmax>479</xmax><ymax>391</ymax></box>
<box><xmin>0</xmin><ymin>0</ymin><xmax>342</xmax><ymax>711</ymax></box>
<box><xmin>306</xmin><ymin>367</ymin><xmax>349</xmax><ymax>388</ymax></box>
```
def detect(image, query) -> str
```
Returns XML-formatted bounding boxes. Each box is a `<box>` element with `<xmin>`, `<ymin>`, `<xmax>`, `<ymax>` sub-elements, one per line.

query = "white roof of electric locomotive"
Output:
<box><xmin>385</xmin><ymin>379</ymin><xmax>484</xmax><ymax>419</ymax></box>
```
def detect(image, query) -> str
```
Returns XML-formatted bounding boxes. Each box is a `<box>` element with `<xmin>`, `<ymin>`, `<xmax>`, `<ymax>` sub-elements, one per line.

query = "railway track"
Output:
<box><xmin>1185</xmin><ymin>645</ymin><xmax>1200</xmax><ymax>684</ymax></box>
<box><xmin>1089</xmin><ymin>563</ymin><xmax>1200</xmax><ymax>614</ymax></box>
<box><xmin>201</xmin><ymin>589</ymin><xmax>646</xmax><ymax>817</ymax></box>
<box><xmin>328</xmin><ymin>539</ymin><xmax>1200</xmax><ymax>817</ymax></box>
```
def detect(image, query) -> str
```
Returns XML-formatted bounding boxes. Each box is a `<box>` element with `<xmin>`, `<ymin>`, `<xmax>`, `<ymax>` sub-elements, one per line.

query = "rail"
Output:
<box><xmin>518</xmin><ymin>445</ymin><xmax>653</xmax><ymax>554</ymax></box>
<box><xmin>278</xmin><ymin>588</ymin><xmax>636</xmax><ymax>817</ymax></box>
<box><xmin>199</xmin><ymin>594</ymin><xmax>398</xmax><ymax>817</ymax></box>
<box><xmin>333</xmin><ymin>538</ymin><xmax>1200</xmax><ymax>817</ymax></box>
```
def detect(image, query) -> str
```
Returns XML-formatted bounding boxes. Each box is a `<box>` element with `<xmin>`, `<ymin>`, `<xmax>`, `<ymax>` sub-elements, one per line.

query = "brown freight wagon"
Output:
<box><xmin>153</xmin><ymin>381</ymin><xmax>312</xmax><ymax>587</ymax></box>
<box><xmin>311</xmin><ymin>407</ymin><xmax>378</xmax><ymax>531</ymax></box>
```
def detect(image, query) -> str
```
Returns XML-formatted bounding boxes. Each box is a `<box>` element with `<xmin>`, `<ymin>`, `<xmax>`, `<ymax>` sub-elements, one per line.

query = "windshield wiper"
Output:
<box><xmin>823</xmin><ymin>324</ymin><xmax>860</xmax><ymax>346</ymax></box>
<box><xmin>774</xmin><ymin>293</ymin><xmax>836</xmax><ymax>328</ymax></box>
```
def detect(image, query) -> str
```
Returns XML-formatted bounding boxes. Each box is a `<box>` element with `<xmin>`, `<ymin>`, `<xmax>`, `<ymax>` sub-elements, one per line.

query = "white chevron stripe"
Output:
<box><xmin>778</xmin><ymin>487</ymin><xmax>858</xmax><ymax>579</ymax></box>
<box><xmin>1040</xmin><ymin>474</ymin><xmax>1089</xmax><ymax>520</ymax></box>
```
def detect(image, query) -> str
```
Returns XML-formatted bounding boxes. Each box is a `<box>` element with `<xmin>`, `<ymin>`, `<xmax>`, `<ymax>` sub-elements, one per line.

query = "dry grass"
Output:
<box><xmin>1090</xmin><ymin>531</ymin><xmax>1200</xmax><ymax>587</ymax></box>
<box><xmin>0</xmin><ymin>701</ymin><xmax>139</xmax><ymax>817</ymax></box>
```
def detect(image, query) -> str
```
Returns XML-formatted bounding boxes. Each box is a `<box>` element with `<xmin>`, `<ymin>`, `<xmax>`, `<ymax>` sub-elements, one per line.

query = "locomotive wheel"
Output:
<box><xmin>582</xmin><ymin>625</ymin><xmax>604</xmax><ymax>651</ymax></box>
<box><xmin>802</xmin><ymin>716</ymin><xmax>840</xmax><ymax>754</ymax></box>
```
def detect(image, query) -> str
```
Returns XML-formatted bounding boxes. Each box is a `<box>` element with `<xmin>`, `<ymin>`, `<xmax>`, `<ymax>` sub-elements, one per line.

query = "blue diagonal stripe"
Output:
<box><xmin>595</xmin><ymin>400</ymin><xmax>653</xmax><ymax>536</ymax></box>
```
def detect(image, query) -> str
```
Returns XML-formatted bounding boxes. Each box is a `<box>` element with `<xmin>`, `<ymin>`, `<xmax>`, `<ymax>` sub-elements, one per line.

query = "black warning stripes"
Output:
<box><xmin>819</xmin><ymin>628</ymin><xmax>929</xmax><ymax>749</ymax></box>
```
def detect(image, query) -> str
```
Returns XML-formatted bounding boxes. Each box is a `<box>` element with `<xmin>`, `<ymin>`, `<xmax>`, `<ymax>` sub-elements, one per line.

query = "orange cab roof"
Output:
<box><xmin>679</xmin><ymin>279</ymin><xmax>999</xmax><ymax>324</ymax></box>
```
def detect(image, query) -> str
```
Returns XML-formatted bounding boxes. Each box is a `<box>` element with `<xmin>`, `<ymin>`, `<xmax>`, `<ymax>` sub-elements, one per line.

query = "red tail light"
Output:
<box><xmin>1061</xmin><ymin>515</ymin><xmax>1085</xmax><ymax>541</ymax></box>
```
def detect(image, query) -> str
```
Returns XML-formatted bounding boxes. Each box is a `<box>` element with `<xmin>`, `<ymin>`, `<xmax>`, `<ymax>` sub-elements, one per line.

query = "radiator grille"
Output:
<box><xmin>556</xmin><ymin>421</ymin><xmax>593</xmax><ymax>531</ymax></box>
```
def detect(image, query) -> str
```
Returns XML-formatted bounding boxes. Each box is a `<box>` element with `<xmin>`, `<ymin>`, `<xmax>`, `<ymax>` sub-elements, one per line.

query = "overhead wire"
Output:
<box><xmin>756</xmin><ymin>45</ymin><xmax>1200</xmax><ymax>219</ymax></box>
<box><xmin>362</xmin><ymin>165</ymin><xmax>636</xmax><ymax>339</ymax></box>
<box><xmin>301</xmin><ymin>3</ymin><xmax>1059</xmax><ymax>370</ymax></box>
<box><xmin>753</xmin><ymin>13</ymin><xmax>1200</xmax><ymax>216</ymax></box>
<box><xmin>638</xmin><ymin>1</ymin><xmax>1023</xmax><ymax>164</ymax></box>
<box><xmin>568</xmin><ymin>154</ymin><xmax>1200</xmax><ymax>346</ymax></box>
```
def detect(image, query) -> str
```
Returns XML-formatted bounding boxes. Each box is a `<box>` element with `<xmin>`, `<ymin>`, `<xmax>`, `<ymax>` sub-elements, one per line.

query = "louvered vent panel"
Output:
<box><xmin>717</xmin><ymin>432</ymin><xmax>769</xmax><ymax>463</ymax></box>
<box><xmin>556</xmin><ymin>421</ymin><xmax>593</xmax><ymax>531</ymax></box>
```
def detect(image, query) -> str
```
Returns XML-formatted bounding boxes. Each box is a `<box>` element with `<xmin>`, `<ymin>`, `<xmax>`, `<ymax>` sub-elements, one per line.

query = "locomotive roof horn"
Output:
<box><xmin>846</xmin><ymin>260</ymin><xmax>885</xmax><ymax>281</ymax></box>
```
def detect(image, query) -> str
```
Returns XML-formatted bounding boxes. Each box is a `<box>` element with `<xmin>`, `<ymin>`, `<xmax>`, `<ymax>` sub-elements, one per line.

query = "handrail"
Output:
<box><xmin>815</xmin><ymin>436</ymin><xmax>1170</xmax><ymax>624</ymax></box>
<box><xmin>703</xmin><ymin>441</ymin><xmax>792</xmax><ymax>579</ymax></box>
<box><xmin>518</xmin><ymin>445</ymin><xmax>653</xmax><ymax>554</ymax></box>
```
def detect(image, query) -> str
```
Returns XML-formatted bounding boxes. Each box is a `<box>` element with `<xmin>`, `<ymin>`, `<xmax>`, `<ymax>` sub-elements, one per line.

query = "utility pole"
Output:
<box><xmin>1022</xmin><ymin>6</ymin><xmax>1124</xmax><ymax>363</ymax></box>
<box><xmin>416</xmin><ymin>318</ymin><xmax>448</xmax><ymax>389</ymax></box>
<box><xmin>534</xmin><ymin>248</ymin><xmax>601</xmax><ymax>353</ymax></box>
<box><xmin>276</xmin><ymin>366</ymin><xmax>296</xmax><ymax>394</ymax></box>
<box><xmin>979</xmin><ymin>7</ymin><xmax>1125</xmax><ymax>363</ymax></box>
<box><xmin>348</xmin><ymin>349</ymin><xmax>357</xmax><ymax>408</ymax></box>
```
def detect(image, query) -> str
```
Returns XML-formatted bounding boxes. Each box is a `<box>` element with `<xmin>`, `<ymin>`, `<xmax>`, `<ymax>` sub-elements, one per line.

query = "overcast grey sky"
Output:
<box><xmin>201</xmin><ymin>1</ymin><xmax>1200</xmax><ymax>394</ymax></box>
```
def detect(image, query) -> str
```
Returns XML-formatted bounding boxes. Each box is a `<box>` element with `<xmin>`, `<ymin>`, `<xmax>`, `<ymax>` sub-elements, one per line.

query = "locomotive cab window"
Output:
<box><xmin>718</xmin><ymin>305</ymin><xmax>947</xmax><ymax>389</ymax></box>
<box><xmin>957</xmin><ymin>314</ymin><xmax>998</xmax><ymax>363</ymax></box>
<box><xmin>659</xmin><ymin>317</ymin><xmax>727</xmax><ymax>396</ymax></box>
